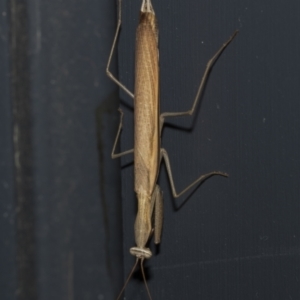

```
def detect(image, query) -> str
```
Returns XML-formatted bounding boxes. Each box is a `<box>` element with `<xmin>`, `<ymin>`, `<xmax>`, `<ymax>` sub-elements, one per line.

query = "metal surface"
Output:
<box><xmin>1</xmin><ymin>0</ymin><xmax>300</xmax><ymax>299</ymax></box>
<box><xmin>2</xmin><ymin>0</ymin><xmax>123</xmax><ymax>299</ymax></box>
<box><xmin>117</xmin><ymin>0</ymin><xmax>300</xmax><ymax>299</ymax></box>
<box><xmin>0</xmin><ymin>1</ymin><xmax>16</xmax><ymax>300</ymax></box>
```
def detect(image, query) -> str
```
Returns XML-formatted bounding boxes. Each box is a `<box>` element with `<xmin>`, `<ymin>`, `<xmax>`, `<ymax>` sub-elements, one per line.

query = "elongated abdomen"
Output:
<box><xmin>134</xmin><ymin>11</ymin><xmax>160</xmax><ymax>198</ymax></box>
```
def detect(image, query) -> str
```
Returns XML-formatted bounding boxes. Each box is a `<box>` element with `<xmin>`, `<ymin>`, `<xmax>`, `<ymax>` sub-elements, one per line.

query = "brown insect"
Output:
<box><xmin>106</xmin><ymin>0</ymin><xmax>238</xmax><ymax>298</ymax></box>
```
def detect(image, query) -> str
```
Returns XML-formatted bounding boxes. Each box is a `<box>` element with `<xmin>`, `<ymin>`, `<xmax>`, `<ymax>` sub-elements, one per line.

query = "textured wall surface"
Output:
<box><xmin>117</xmin><ymin>0</ymin><xmax>300</xmax><ymax>299</ymax></box>
<box><xmin>1</xmin><ymin>0</ymin><xmax>300</xmax><ymax>300</ymax></box>
<box><xmin>1</xmin><ymin>0</ymin><xmax>122</xmax><ymax>299</ymax></box>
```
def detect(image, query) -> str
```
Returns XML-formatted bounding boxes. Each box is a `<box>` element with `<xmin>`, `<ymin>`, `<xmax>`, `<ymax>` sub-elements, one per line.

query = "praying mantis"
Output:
<box><xmin>106</xmin><ymin>0</ymin><xmax>238</xmax><ymax>298</ymax></box>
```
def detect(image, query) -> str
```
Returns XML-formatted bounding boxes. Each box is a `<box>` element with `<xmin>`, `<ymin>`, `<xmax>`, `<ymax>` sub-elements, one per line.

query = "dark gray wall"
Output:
<box><xmin>1</xmin><ymin>0</ymin><xmax>122</xmax><ymax>299</ymax></box>
<box><xmin>1</xmin><ymin>0</ymin><xmax>300</xmax><ymax>300</ymax></box>
<box><xmin>118</xmin><ymin>0</ymin><xmax>300</xmax><ymax>299</ymax></box>
<box><xmin>0</xmin><ymin>1</ymin><xmax>17</xmax><ymax>299</ymax></box>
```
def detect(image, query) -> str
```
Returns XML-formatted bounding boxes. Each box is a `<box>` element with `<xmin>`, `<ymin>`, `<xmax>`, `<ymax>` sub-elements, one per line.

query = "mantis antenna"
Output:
<box><xmin>116</xmin><ymin>258</ymin><xmax>152</xmax><ymax>300</ymax></box>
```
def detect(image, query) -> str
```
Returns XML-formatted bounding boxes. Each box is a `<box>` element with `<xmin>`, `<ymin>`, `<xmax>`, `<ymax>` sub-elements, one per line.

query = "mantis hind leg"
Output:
<box><xmin>159</xmin><ymin>30</ymin><xmax>238</xmax><ymax>132</ymax></box>
<box><xmin>111</xmin><ymin>109</ymin><xmax>133</xmax><ymax>159</ymax></box>
<box><xmin>160</xmin><ymin>148</ymin><xmax>228</xmax><ymax>199</ymax></box>
<box><xmin>106</xmin><ymin>0</ymin><xmax>134</xmax><ymax>99</ymax></box>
